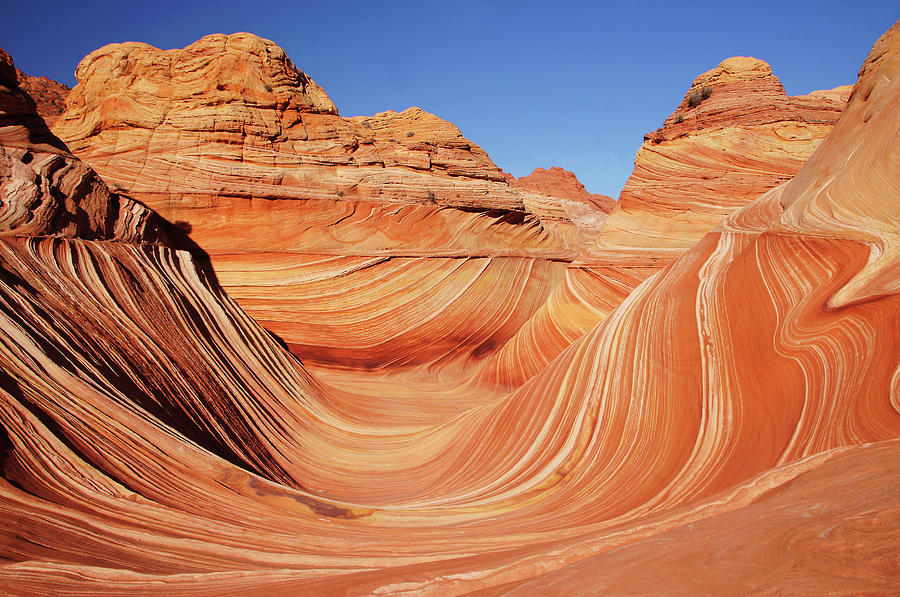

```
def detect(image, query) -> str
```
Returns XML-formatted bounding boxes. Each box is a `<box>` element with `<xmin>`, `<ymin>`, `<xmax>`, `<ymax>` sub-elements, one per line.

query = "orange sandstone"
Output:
<box><xmin>597</xmin><ymin>55</ymin><xmax>850</xmax><ymax>259</ymax></box>
<box><xmin>51</xmin><ymin>33</ymin><xmax>608</xmax><ymax>373</ymax></box>
<box><xmin>0</xmin><ymin>47</ymin><xmax>162</xmax><ymax>242</ymax></box>
<box><xmin>14</xmin><ymin>68</ymin><xmax>70</xmax><ymax>127</ymax></box>
<box><xmin>511</xmin><ymin>166</ymin><xmax>615</xmax><ymax>213</ymax></box>
<box><xmin>0</xmin><ymin>21</ymin><xmax>897</xmax><ymax>596</ymax></box>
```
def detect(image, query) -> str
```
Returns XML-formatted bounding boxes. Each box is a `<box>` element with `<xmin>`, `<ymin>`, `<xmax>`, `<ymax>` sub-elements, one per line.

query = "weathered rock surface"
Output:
<box><xmin>0</xmin><ymin>48</ymin><xmax>67</xmax><ymax>153</ymax></box>
<box><xmin>510</xmin><ymin>166</ymin><xmax>615</xmax><ymax>213</ymax></box>
<box><xmin>476</xmin><ymin>54</ymin><xmax>857</xmax><ymax>388</ymax></box>
<box><xmin>476</xmin><ymin>57</ymin><xmax>854</xmax><ymax>389</ymax></box>
<box><xmin>14</xmin><ymin>68</ymin><xmax>70</xmax><ymax>127</ymax></box>
<box><xmin>0</xmin><ymin>21</ymin><xmax>898</xmax><ymax>596</ymax></box>
<box><xmin>54</xmin><ymin>33</ymin><xmax>536</xmax><ymax>225</ymax></box>
<box><xmin>597</xmin><ymin>56</ymin><xmax>850</xmax><ymax>259</ymax></box>
<box><xmin>0</xmin><ymin>47</ymin><xmax>163</xmax><ymax>242</ymax></box>
<box><xmin>509</xmin><ymin>166</ymin><xmax>616</xmax><ymax>249</ymax></box>
<box><xmin>51</xmin><ymin>33</ymin><xmax>610</xmax><ymax>371</ymax></box>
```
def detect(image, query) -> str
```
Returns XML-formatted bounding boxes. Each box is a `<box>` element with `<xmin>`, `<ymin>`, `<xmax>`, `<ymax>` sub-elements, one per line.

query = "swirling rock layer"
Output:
<box><xmin>596</xmin><ymin>55</ymin><xmax>850</xmax><ymax>259</ymax></box>
<box><xmin>1</xmin><ymin>21</ymin><xmax>899</xmax><ymax>595</ymax></box>
<box><xmin>0</xmin><ymin>48</ymin><xmax>163</xmax><ymax>243</ymax></box>
<box><xmin>518</xmin><ymin>54</ymin><xmax>858</xmax><ymax>386</ymax></box>
<box><xmin>50</xmin><ymin>33</ymin><xmax>617</xmax><ymax>371</ymax></box>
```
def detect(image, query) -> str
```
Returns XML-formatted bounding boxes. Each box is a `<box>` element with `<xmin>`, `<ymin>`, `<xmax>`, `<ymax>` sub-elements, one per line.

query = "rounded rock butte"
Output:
<box><xmin>0</xmin><ymin>22</ymin><xmax>898</xmax><ymax>595</ymax></box>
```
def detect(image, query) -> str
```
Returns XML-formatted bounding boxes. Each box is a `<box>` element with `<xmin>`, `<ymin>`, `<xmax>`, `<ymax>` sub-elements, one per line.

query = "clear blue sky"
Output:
<box><xmin>2</xmin><ymin>1</ymin><xmax>897</xmax><ymax>197</ymax></box>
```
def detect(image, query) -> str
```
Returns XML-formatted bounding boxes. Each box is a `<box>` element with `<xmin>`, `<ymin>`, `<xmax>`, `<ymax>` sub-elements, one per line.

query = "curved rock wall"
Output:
<box><xmin>51</xmin><ymin>33</ymin><xmax>612</xmax><ymax>372</ymax></box>
<box><xmin>598</xmin><ymin>55</ymin><xmax>850</xmax><ymax>258</ymax></box>
<box><xmin>0</xmin><ymin>22</ymin><xmax>897</xmax><ymax>595</ymax></box>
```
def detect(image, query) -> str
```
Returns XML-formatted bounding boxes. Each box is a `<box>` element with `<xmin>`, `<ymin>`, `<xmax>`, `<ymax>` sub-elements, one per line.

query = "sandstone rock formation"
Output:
<box><xmin>510</xmin><ymin>165</ymin><xmax>616</xmax><ymax>248</ymax></box>
<box><xmin>0</xmin><ymin>48</ymin><xmax>67</xmax><ymax>153</ymax></box>
<box><xmin>54</xmin><ymin>33</ymin><xmax>533</xmax><ymax>231</ymax></box>
<box><xmin>477</xmin><ymin>55</ymin><xmax>855</xmax><ymax>389</ymax></box>
<box><xmin>14</xmin><ymin>68</ymin><xmax>70</xmax><ymax>127</ymax></box>
<box><xmin>43</xmin><ymin>33</ymin><xmax>858</xmax><ymax>389</ymax></box>
<box><xmin>0</xmin><ymin>20</ymin><xmax>898</xmax><ymax>596</ymax></box>
<box><xmin>596</xmin><ymin>56</ymin><xmax>850</xmax><ymax>260</ymax></box>
<box><xmin>0</xmin><ymin>48</ymin><xmax>163</xmax><ymax>242</ymax></box>
<box><xmin>50</xmin><ymin>33</ymin><xmax>612</xmax><ymax>375</ymax></box>
<box><xmin>473</xmin><ymin>54</ymin><xmax>857</xmax><ymax>389</ymax></box>
<box><xmin>510</xmin><ymin>166</ymin><xmax>615</xmax><ymax>213</ymax></box>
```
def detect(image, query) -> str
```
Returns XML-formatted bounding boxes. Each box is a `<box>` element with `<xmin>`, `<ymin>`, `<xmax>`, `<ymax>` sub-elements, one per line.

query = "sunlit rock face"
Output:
<box><xmin>510</xmin><ymin>166</ymin><xmax>616</xmax><ymax>213</ymax></box>
<box><xmin>0</xmin><ymin>21</ymin><xmax>898</xmax><ymax>596</ymax></box>
<box><xmin>509</xmin><ymin>166</ymin><xmax>616</xmax><ymax>249</ymax></box>
<box><xmin>52</xmin><ymin>34</ymin><xmax>852</xmax><ymax>384</ymax></box>
<box><xmin>475</xmin><ymin>52</ymin><xmax>856</xmax><ymax>390</ymax></box>
<box><xmin>51</xmin><ymin>33</ymin><xmax>617</xmax><ymax>374</ymax></box>
<box><xmin>52</xmin><ymin>33</ymin><xmax>532</xmax><ymax>229</ymax></box>
<box><xmin>0</xmin><ymin>48</ymin><xmax>163</xmax><ymax>242</ymax></box>
<box><xmin>51</xmin><ymin>32</ymin><xmax>583</xmax><ymax>232</ymax></box>
<box><xmin>597</xmin><ymin>55</ymin><xmax>850</xmax><ymax>259</ymax></box>
<box><xmin>474</xmin><ymin>57</ymin><xmax>854</xmax><ymax>390</ymax></box>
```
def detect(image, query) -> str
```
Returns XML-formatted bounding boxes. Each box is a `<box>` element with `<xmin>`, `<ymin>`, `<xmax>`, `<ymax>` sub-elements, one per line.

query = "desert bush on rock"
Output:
<box><xmin>688</xmin><ymin>86</ymin><xmax>713</xmax><ymax>108</ymax></box>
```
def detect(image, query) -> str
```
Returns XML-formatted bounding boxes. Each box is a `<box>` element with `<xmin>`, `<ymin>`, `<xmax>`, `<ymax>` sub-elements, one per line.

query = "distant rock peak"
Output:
<box><xmin>643</xmin><ymin>55</ymin><xmax>849</xmax><ymax>145</ymax></box>
<box><xmin>598</xmin><ymin>53</ymin><xmax>850</xmax><ymax>258</ymax></box>
<box><xmin>60</xmin><ymin>32</ymin><xmax>336</xmax><ymax>144</ymax></box>
<box><xmin>696</xmin><ymin>56</ymin><xmax>776</xmax><ymax>85</ymax></box>
<box><xmin>14</xmin><ymin>68</ymin><xmax>70</xmax><ymax>127</ymax></box>
<box><xmin>509</xmin><ymin>167</ymin><xmax>615</xmax><ymax>213</ymax></box>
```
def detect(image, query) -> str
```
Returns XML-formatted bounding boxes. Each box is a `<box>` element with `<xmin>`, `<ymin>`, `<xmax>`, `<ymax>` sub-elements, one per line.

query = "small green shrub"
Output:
<box><xmin>674</xmin><ymin>112</ymin><xmax>684</xmax><ymax>124</ymax></box>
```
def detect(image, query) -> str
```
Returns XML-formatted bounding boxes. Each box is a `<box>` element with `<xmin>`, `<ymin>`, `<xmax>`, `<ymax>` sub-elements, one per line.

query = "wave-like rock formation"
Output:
<box><xmin>477</xmin><ymin>54</ymin><xmax>857</xmax><ymax>389</ymax></box>
<box><xmin>50</xmin><ymin>33</ymin><xmax>621</xmax><ymax>374</ymax></box>
<box><xmin>1</xmin><ymin>21</ymin><xmax>898</xmax><ymax>595</ymax></box>
<box><xmin>480</xmin><ymin>54</ymin><xmax>855</xmax><ymax>390</ymax></box>
<box><xmin>597</xmin><ymin>55</ymin><xmax>850</xmax><ymax>260</ymax></box>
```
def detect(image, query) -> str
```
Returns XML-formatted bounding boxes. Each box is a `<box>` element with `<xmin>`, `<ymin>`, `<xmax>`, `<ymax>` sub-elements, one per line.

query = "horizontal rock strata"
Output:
<box><xmin>597</xmin><ymin>55</ymin><xmax>850</xmax><ymax>259</ymax></box>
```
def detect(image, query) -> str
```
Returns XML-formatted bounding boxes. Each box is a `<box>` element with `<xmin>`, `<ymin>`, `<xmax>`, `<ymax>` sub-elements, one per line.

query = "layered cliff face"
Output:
<box><xmin>466</xmin><ymin>54</ymin><xmax>856</xmax><ymax>388</ymax></box>
<box><xmin>52</xmin><ymin>33</ymin><xmax>618</xmax><ymax>374</ymax></box>
<box><xmin>0</xmin><ymin>48</ymin><xmax>68</xmax><ymax>153</ymax></box>
<box><xmin>596</xmin><ymin>55</ymin><xmax>850</xmax><ymax>259</ymax></box>
<box><xmin>54</xmin><ymin>32</ymin><xmax>559</xmax><ymax>233</ymax></box>
<box><xmin>509</xmin><ymin>166</ymin><xmax>616</xmax><ymax>248</ymax></box>
<box><xmin>1</xmin><ymin>21</ymin><xmax>898</xmax><ymax>595</ymax></box>
<box><xmin>38</xmin><ymin>33</ymin><xmax>857</xmax><ymax>388</ymax></box>
<box><xmin>511</xmin><ymin>166</ymin><xmax>616</xmax><ymax>213</ymax></box>
<box><xmin>0</xmin><ymin>48</ymin><xmax>163</xmax><ymax>242</ymax></box>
